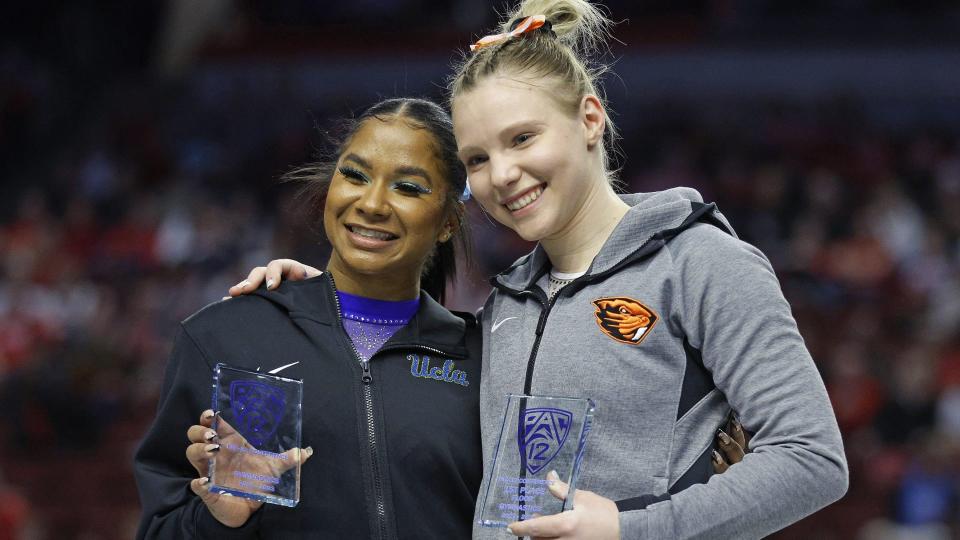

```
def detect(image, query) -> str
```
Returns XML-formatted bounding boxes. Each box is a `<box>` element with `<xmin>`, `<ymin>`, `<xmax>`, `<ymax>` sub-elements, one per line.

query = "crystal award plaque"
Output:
<box><xmin>209</xmin><ymin>363</ymin><xmax>304</xmax><ymax>507</ymax></box>
<box><xmin>477</xmin><ymin>394</ymin><xmax>595</xmax><ymax>527</ymax></box>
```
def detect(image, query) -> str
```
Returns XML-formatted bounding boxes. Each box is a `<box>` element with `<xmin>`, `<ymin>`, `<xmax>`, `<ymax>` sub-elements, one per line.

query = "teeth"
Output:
<box><xmin>350</xmin><ymin>226</ymin><xmax>394</xmax><ymax>240</ymax></box>
<box><xmin>505</xmin><ymin>186</ymin><xmax>544</xmax><ymax>211</ymax></box>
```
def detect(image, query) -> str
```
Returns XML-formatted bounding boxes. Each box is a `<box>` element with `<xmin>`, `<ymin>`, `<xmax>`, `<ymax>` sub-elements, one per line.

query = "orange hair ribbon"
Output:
<box><xmin>470</xmin><ymin>15</ymin><xmax>547</xmax><ymax>52</ymax></box>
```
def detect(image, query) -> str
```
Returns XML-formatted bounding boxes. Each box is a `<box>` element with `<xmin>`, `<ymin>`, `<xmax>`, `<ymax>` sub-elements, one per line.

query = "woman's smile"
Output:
<box><xmin>503</xmin><ymin>183</ymin><xmax>546</xmax><ymax>213</ymax></box>
<box><xmin>344</xmin><ymin>223</ymin><xmax>399</xmax><ymax>248</ymax></box>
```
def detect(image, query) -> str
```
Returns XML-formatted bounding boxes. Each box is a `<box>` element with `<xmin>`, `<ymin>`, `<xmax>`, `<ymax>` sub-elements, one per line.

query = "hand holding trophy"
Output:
<box><xmin>478</xmin><ymin>394</ymin><xmax>595</xmax><ymax>528</ymax></box>
<box><xmin>185</xmin><ymin>410</ymin><xmax>264</xmax><ymax>527</ymax></box>
<box><xmin>185</xmin><ymin>364</ymin><xmax>309</xmax><ymax>527</ymax></box>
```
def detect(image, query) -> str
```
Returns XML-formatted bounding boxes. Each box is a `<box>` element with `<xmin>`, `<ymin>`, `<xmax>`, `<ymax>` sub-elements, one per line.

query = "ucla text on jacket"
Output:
<box><xmin>408</xmin><ymin>355</ymin><xmax>470</xmax><ymax>386</ymax></box>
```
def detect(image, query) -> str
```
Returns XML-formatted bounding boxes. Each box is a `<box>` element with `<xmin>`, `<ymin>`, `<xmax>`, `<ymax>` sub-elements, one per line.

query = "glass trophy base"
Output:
<box><xmin>209</xmin><ymin>363</ymin><xmax>304</xmax><ymax>507</ymax></box>
<box><xmin>477</xmin><ymin>394</ymin><xmax>595</xmax><ymax>528</ymax></box>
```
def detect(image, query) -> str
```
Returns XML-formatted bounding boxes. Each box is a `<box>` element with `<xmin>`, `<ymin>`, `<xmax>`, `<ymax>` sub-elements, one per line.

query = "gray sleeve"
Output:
<box><xmin>620</xmin><ymin>224</ymin><xmax>848</xmax><ymax>539</ymax></box>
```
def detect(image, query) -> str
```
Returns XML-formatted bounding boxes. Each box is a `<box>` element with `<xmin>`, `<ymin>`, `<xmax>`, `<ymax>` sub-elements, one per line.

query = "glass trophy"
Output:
<box><xmin>209</xmin><ymin>363</ymin><xmax>304</xmax><ymax>507</ymax></box>
<box><xmin>477</xmin><ymin>394</ymin><xmax>595</xmax><ymax>528</ymax></box>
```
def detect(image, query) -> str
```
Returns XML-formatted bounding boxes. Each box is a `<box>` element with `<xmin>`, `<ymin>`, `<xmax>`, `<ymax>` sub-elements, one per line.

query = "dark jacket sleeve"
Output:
<box><xmin>133</xmin><ymin>323</ymin><xmax>263</xmax><ymax>539</ymax></box>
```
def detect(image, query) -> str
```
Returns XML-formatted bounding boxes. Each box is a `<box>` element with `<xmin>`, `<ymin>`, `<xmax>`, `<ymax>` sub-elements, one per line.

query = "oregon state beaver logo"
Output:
<box><xmin>592</xmin><ymin>297</ymin><xmax>658</xmax><ymax>345</ymax></box>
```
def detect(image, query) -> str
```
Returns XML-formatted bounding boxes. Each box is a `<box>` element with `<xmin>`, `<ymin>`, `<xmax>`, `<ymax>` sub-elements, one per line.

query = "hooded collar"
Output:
<box><xmin>493</xmin><ymin>187</ymin><xmax>736</xmax><ymax>293</ymax></box>
<box><xmin>251</xmin><ymin>272</ymin><xmax>470</xmax><ymax>358</ymax></box>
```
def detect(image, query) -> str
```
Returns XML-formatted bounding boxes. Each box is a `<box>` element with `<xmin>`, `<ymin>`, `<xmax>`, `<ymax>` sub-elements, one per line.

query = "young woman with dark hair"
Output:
<box><xmin>134</xmin><ymin>98</ymin><xmax>481</xmax><ymax>539</ymax></box>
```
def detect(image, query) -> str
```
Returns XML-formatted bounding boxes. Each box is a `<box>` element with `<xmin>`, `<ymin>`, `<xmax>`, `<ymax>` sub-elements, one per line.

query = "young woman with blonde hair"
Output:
<box><xmin>236</xmin><ymin>1</ymin><xmax>847</xmax><ymax>537</ymax></box>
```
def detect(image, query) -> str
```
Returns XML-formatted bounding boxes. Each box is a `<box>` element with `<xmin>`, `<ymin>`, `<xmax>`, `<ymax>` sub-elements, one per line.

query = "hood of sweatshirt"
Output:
<box><xmin>492</xmin><ymin>187</ymin><xmax>736</xmax><ymax>293</ymax></box>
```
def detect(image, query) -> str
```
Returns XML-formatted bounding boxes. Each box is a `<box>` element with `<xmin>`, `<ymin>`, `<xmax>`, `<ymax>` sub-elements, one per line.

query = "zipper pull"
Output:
<box><xmin>361</xmin><ymin>361</ymin><xmax>373</xmax><ymax>385</ymax></box>
<box><xmin>535</xmin><ymin>304</ymin><xmax>552</xmax><ymax>336</ymax></box>
<box><xmin>535</xmin><ymin>314</ymin><xmax>548</xmax><ymax>336</ymax></box>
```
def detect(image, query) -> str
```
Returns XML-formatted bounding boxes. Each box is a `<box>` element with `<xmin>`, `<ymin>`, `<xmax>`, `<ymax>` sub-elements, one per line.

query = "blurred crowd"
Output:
<box><xmin>629</xmin><ymin>103</ymin><xmax>960</xmax><ymax>537</ymax></box>
<box><xmin>3</xmin><ymin>2</ymin><xmax>960</xmax><ymax>539</ymax></box>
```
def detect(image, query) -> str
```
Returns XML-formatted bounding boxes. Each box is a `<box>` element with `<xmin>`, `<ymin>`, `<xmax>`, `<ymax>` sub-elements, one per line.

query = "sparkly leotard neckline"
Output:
<box><xmin>336</xmin><ymin>290</ymin><xmax>419</xmax><ymax>362</ymax></box>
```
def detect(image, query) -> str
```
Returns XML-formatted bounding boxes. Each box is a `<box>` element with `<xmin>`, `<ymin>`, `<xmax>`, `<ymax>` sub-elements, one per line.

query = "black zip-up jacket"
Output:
<box><xmin>134</xmin><ymin>273</ymin><xmax>482</xmax><ymax>539</ymax></box>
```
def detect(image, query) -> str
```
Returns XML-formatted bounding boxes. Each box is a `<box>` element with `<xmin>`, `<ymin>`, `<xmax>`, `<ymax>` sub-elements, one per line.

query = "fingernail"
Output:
<box><xmin>203</xmin><ymin>410</ymin><xmax>215</xmax><ymax>420</ymax></box>
<box><xmin>718</xmin><ymin>430</ymin><xmax>731</xmax><ymax>445</ymax></box>
<box><xmin>205</xmin><ymin>444</ymin><xmax>220</xmax><ymax>453</ymax></box>
<box><xmin>305</xmin><ymin>446</ymin><xmax>314</xmax><ymax>457</ymax></box>
<box><xmin>712</xmin><ymin>450</ymin><xmax>722</xmax><ymax>463</ymax></box>
<box><xmin>266</xmin><ymin>278</ymin><xmax>275</xmax><ymax>289</ymax></box>
<box><xmin>235</xmin><ymin>279</ymin><xmax>250</xmax><ymax>289</ymax></box>
<box><xmin>204</xmin><ymin>431</ymin><xmax>217</xmax><ymax>441</ymax></box>
<box><xmin>506</xmin><ymin>527</ymin><xmax>514</xmax><ymax>535</ymax></box>
<box><xmin>733</xmin><ymin>419</ymin><xmax>743</xmax><ymax>433</ymax></box>
<box><xmin>200</xmin><ymin>476</ymin><xmax>210</xmax><ymax>485</ymax></box>
<box><xmin>547</xmin><ymin>470</ymin><xmax>559</xmax><ymax>481</ymax></box>
<box><xmin>221</xmin><ymin>296</ymin><xmax>231</xmax><ymax>301</ymax></box>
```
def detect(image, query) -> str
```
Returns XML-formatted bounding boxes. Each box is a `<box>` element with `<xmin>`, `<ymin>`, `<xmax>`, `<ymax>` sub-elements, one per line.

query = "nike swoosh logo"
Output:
<box><xmin>491</xmin><ymin>317</ymin><xmax>518</xmax><ymax>333</ymax></box>
<box><xmin>268</xmin><ymin>361</ymin><xmax>300</xmax><ymax>374</ymax></box>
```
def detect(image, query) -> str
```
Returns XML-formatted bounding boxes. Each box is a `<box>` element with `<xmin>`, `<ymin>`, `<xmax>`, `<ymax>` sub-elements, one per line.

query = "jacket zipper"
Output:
<box><xmin>509</xmin><ymin>204</ymin><xmax>719</xmax><ymax>391</ymax></box>
<box><xmin>327</xmin><ymin>274</ymin><xmax>389</xmax><ymax>540</ymax></box>
<box><xmin>507</xmin><ymin>286</ymin><xmax>555</xmax><ymax>529</ymax></box>
<box><xmin>521</xmin><ymin>287</ymin><xmax>555</xmax><ymax>395</ymax></box>
<box><xmin>518</xmin><ymin>270</ymin><xmax>589</xmax><ymax>393</ymax></box>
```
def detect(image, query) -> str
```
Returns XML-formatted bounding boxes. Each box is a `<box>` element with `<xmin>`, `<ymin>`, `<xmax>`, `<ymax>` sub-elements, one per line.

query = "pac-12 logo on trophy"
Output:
<box><xmin>478</xmin><ymin>394</ymin><xmax>594</xmax><ymax>528</ymax></box>
<box><xmin>230</xmin><ymin>380</ymin><xmax>287</xmax><ymax>447</ymax></box>
<box><xmin>211</xmin><ymin>364</ymin><xmax>304</xmax><ymax>507</ymax></box>
<box><xmin>518</xmin><ymin>407</ymin><xmax>573</xmax><ymax>474</ymax></box>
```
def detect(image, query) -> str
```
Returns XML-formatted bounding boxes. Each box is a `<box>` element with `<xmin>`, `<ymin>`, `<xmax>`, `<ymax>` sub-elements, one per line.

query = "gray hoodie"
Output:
<box><xmin>472</xmin><ymin>188</ymin><xmax>848</xmax><ymax>539</ymax></box>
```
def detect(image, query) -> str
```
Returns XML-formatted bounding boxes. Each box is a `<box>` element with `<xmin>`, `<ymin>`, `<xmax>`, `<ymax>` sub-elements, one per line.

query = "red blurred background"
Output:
<box><xmin>2</xmin><ymin>1</ymin><xmax>960</xmax><ymax>538</ymax></box>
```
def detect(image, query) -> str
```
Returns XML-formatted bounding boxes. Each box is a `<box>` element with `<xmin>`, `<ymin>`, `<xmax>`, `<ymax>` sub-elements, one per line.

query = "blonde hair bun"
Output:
<box><xmin>501</xmin><ymin>0</ymin><xmax>612</xmax><ymax>55</ymax></box>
